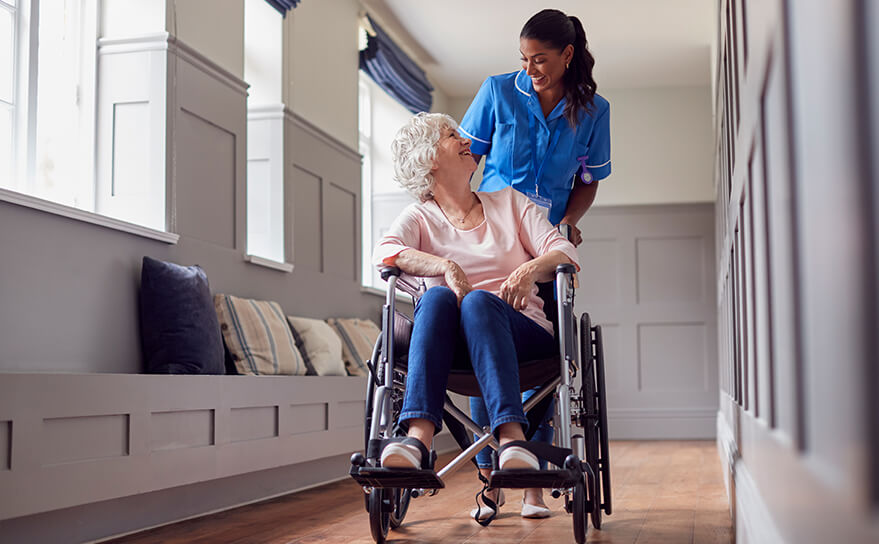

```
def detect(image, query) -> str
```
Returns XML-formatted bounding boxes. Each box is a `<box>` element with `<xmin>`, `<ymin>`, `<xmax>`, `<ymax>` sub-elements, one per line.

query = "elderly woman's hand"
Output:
<box><xmin>500</xmin><ymin>262</ymin><xmax>537</xmax><ymax>311</ymax></box>
<box><xmin>444</xmin><ymin>260</ymin><xmax>473</xmax><ymax>304</ymax></box>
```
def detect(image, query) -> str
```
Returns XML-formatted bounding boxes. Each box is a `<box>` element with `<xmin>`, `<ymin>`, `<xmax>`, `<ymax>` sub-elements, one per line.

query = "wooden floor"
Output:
<box><xmin>108</xmin><ymin>441</ymin><xmax>732</xmax><ymax>544</ymax></box>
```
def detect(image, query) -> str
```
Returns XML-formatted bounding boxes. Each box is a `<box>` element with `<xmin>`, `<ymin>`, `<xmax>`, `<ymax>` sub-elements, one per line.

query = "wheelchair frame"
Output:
<box><xmin>350</xmin><ymin>265</ymin><xmax>611</xmax><ymax>543</ymax></box>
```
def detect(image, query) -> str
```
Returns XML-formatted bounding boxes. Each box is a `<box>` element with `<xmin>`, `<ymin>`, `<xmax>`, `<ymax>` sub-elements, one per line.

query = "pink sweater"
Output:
<box><xmin>373</xmin><ymin>187</ymin><xmax>580</xmax><ymax>334</ymax></box>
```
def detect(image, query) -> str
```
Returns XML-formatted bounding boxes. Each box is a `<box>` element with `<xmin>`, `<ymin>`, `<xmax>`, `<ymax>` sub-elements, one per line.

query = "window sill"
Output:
<box><xmin>244</xmin><ymin>254</ymin><xmax>294</xmax><ymax>273</ymax></box>
<box><xmin>0</xmin><ymin>188</ymin><xmax>179</xmax><ymax>244</ymax></box>
<box><xmin>360</xmin><ymin>285</ymin><xmax>415</xmax><ymax>304</ymax></box>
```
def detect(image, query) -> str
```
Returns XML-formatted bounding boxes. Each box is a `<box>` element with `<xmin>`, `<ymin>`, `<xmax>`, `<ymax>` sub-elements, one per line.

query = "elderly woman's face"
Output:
<box><xmin>431</xmin><ymin>126</ymin><xmax>477</xmax><ymax>179</ymax></box>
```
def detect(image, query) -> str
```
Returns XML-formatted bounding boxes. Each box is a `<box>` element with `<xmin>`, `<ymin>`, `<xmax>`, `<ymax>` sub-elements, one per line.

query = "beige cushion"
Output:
<box><xmin>214</xmin><ymin>294</ymin><xmax>307</xmax><ymax>375</ymax></box>
<box><xmin>286</xmin><ymin>316</ymin><xmax>346</xmax><ymax>376</ymax></box>
<box><xmin>326</xmin><ymin>318</ymin><xmax>381</xmax><ymax>376</ymax></box>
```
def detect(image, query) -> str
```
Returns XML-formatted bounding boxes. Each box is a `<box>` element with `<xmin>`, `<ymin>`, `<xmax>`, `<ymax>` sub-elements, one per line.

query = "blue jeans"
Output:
<box><xmin>398</xmin><ymin>287</ymin><xmax>556</xmax><ymax>440</ymax></box>
<box><xmin>471</xmin><ymin>392</ymin><xmax>555</xmax><ymax>469</ymax></box>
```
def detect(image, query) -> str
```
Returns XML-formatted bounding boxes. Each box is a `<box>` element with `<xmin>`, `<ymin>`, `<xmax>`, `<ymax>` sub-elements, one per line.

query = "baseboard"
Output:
<box><xmin>716</xmin><ymin>410</ymin><xmax>785</xmax><ymax>544</ymax></box>
<box><xmin>733</xmin><ymin>455</ymin><xmax>785</xmax><ymax>543</ymax></box>
<box><xmin>608</xmin><ymin>408</ymin><xmax>717</xmax><ymax>439</ymax></box>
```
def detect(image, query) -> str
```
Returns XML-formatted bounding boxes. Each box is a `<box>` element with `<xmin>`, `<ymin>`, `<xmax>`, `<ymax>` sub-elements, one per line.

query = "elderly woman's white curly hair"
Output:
<box><xmin>391</xmin><ymin>112</ymin><xmax>458</xmax><ymax>202</ymax></box>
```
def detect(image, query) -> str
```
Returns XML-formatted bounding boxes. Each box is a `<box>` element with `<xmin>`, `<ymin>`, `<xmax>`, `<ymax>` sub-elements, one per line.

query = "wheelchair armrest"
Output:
<box><xmin>380</xmin><ymin>266</ymin><xmax>402</xmax><ymax>281</ymax></box>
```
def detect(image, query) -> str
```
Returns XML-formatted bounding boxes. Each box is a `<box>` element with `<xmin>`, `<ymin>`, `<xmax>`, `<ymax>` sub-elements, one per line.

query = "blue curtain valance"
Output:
<box><xmin>265</xmin><ymin>0</ymin><xmax>300</xmax><ymax>16</ymax></box>
<box><xmin>359</xmin><ymin>15</ymin><xmax>433</xmax><ymax>114</ymax></box>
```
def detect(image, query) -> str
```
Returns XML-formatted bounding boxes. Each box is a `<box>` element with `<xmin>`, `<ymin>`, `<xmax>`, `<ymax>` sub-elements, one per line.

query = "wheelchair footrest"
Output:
<box><xmin>350</xmin><ymin>466</ymin><xmax>445</xmax><ymax>489</ymax></box>
<box><xmin>488</xmin><ymin>468</ymin><xmax>580</xmax><ymax>490</ymax></box>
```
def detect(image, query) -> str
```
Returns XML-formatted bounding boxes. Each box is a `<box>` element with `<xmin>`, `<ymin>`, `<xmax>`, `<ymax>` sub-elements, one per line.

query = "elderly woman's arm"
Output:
<box><xmin>395</xmin><ymin>249</ymin><xmax>473</xmax><ymax>304</ymax></box>
<box><xmin>499</xmin><ymin>250</ymin><xmax>575</xmax><ymax>311</ymax></box>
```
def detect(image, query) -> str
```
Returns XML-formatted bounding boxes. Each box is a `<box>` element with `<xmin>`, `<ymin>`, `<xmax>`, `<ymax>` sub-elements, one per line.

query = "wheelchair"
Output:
<box><xmin>349</xmin><ymin>263</ymin><xmax>612</xmax><ymax>543</ymax></box>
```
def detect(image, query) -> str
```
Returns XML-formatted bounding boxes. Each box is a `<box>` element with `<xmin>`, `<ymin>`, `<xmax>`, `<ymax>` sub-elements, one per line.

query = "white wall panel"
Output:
<box><xmin>95</xmin><ymin>37</ymin><xmax>169</xmax><ymax>231</ymax></box>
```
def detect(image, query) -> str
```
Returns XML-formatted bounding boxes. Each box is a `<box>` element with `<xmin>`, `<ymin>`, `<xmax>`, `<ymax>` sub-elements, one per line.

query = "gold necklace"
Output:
<box><xmin>440</xmin><ymin>196</ymin><xmax>479</xmax><ymax>225</ymax></box>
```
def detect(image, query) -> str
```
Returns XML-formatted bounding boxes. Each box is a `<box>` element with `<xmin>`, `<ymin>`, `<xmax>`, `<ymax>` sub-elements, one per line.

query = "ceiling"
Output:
<box><xmin>368</xmin><ymin>0</ymin><xmax>716</xmax><ymax>98</ymax></box>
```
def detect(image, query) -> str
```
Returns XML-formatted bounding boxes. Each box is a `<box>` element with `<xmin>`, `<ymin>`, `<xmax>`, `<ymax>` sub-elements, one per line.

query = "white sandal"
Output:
<box><xmin>521</xmin><ymin>500</ymin><xmax>552</xmax><ymax>518</ymax></box>
<box><xmin>470</xmin><ymin>489</ymin><xmax>505</xmax><ymax>521</ymax></box>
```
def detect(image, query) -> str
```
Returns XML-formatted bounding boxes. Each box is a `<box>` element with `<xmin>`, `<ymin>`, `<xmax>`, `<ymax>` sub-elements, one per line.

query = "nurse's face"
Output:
<box><xmin>520</xmin><ymin>38</ymin><xmax>574</xmax><ymax>95</ymax></box>
<box><xmin>431</xmin><ymin>126</ymin><xmax>476</xmax><ymax>180</ymax></box>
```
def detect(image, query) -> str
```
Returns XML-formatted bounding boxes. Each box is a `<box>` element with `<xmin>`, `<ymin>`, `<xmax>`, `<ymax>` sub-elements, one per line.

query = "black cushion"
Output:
<box><xmin>139</xmin><ymin>256</ymin><xmax>225</xmax><ymax>374</ymax></box>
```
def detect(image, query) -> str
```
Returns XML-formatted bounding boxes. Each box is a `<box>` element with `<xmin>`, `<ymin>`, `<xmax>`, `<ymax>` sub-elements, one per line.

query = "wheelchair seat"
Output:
<box><xmin>387</xmin><ymin>282</ymin><xmax>564</xmax><ymax>397</ymax></box>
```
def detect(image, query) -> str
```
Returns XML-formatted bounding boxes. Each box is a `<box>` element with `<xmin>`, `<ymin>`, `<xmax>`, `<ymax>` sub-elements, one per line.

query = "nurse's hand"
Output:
<box><xmin>500</xmin><ymin>262</ymin><xmax>536</xmax><ymax>311</ymax></box>
<box><xmin>444</xmin><ymin>260</ymin><xmax>473</xmax><ymax>305</ymax></box>
<box><xmin>559</xmin><ymin>219</ymin><xmax>583</xmax><ymax>246</ymax></box>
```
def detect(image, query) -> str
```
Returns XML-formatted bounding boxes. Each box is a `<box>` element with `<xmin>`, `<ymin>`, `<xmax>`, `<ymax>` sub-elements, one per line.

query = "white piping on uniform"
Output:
<box><xmin>585</xmin><ymin>158</ymin><xmax>611</xmax><ymax>168</ymax></box>
<box><xmin>514</xmin><ymin>70</ymin><xmax>531</xmax><ymax>97</ymax></box>
<box><xmin>458</xmin><ymin>126</ymin><xmax>490</xmax><ymax>145</ymax></box>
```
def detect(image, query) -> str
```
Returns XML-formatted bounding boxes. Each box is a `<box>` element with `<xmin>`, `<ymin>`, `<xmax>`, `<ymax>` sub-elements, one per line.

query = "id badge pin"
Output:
<box><xmin>525</xmin><ymin>189</ymin><xmax>552</xmax><ymax>209</ymax></box>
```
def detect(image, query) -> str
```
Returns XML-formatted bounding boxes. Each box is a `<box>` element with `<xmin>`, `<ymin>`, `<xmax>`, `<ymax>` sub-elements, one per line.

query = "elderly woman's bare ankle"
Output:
<box><xmin>496</xmin><ymin>422</ymin><xmax>527</xmax><ymax>446</ymax></box>
<box><xmin>406</xmin><ymin>418</ymin><xmax>435</xmax><ymax>450</ymax></box>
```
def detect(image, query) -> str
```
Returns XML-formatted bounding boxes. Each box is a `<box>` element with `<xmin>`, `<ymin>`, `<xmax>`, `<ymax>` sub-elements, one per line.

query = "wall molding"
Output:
<box><xmin>97</xmin><ymin>33</ymin><xmax>249</xmax><ymax>97</ymax></box>
<box><xmin>717</xmin><ymin>412</ymin><xmax>784</xmax><ymax>544</ymax></box>
<box><xmin>170</xmin><ymin>36</ymin><xmax>249</xmax><ymax>96</ymax></box>
<box><xmin>248</xmin><ymin>103</ymin><xmax>286</xmax><ymax>121</ymax></box>
<box><xmin>607</xmin><ymin>408</ymin><xmax>717</xmax><ymax>440</ymax></box>
<box><xmin>609</xmin><ymin>408</ymin><xmax>717</xmax><ymax>419</ymax></box>
<box><xmin>286</xmin><ymin>109</ymin><xmax>362</xmax><ymax>163</ymax></box>
<box><xmin>589</xmin><ymin>201</ymin><xmax>715</xmax><ymax>215</ymax></box>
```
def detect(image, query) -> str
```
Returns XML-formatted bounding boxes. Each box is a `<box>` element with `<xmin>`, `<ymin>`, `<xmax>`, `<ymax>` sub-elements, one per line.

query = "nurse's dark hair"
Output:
<box><xmin>520</xmin><ymin>9</ymin><xmax>597</xmax><ymax>126</ymax></box>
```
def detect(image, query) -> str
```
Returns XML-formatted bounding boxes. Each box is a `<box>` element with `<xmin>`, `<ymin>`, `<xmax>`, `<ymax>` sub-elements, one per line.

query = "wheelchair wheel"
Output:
<box><xmin>571</xmin><ymin>477</ymin><xmax>589</xmax><ymax>544</ymax></box>
<box><xmin>583</xmin><ymin>375</ymin><xmax>602</xmax><ymax>529</ymax></box>
<box><xmin>368</xmin><ymin>488</ymin><xmax>390</xmax><ymax>543</ymax></box>
<box><xmin>388</xmin><ymin>487</ymin><xmax>411</xmax><ymax>529</ymax></box>
<box><xmin>594</xmin><ymin>325</ymin><xmax>613</xmax><ymax>516</ymax></box>
<box><xmin>579</xmin><ymin>313</ymin><xmax>602</xmax><ymax>527</ymax></box>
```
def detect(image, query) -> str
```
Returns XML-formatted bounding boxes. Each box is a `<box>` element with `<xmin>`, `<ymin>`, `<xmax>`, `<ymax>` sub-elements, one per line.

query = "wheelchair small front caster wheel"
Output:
<box><xmin>368</xmin><ymin>488</ymin><xmax>390</xmax><ymax>543</ymax></box>
<box><xmin>572</xmin><ymin>476</ymin><xmax>589</xmax><ymax>543</ymax></box>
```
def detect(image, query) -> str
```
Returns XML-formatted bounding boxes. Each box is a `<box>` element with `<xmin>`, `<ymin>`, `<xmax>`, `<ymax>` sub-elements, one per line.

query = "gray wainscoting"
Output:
<box><xmin>575</xmin><ymin>203</ymin><xmax>718</xmax><ymax>439</ymax></box>
<box><xmin>0</xmin><ymin>374</ymin><xmax>365</xmax><ymax>522</ymax></box>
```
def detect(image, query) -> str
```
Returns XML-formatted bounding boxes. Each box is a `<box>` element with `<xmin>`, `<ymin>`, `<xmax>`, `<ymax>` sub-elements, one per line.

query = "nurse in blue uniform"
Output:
<box><xmin>460</xmin><ymin>8</ymin><xmax>611</xmax><ymax>520</ymax></box>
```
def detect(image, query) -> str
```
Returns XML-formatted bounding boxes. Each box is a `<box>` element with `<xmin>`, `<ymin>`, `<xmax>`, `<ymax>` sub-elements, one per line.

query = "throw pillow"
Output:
<box><xmin>214</xmin><ymin>294</ymin><xmax>307</xmax><ymax>375</ymax></box>
<box><xmin>286</xmin><ymin>316</ymin><xmax>346</xmax><ymax>376</ymax></box>
<box><xmin>326</xmin><ymin>318</ymin><xmax>381</xmax><ymax>377</ymax></box>
<box><xmin>139</xmin><ymin>256</ymin><xmax>225</xmax><ymax>374</ymax></box>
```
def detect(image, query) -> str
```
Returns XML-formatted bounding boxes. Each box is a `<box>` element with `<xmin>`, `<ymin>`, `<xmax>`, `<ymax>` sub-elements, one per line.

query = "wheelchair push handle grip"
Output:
<box><xmin>556</xmin><ymin>263</ymin><xmax>577</xmax><ymax>275</ymax></box>
<box><xmin>380</xmin><ymin>266</ymin><xmax>402</xmax><ymax>281</ymax></box>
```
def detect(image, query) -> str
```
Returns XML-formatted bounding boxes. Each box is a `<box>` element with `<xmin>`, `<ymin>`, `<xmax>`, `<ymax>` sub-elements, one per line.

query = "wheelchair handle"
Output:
<box><xmin>380</xmin><ymin>266</ymin><xmax>402</xmax><ymax>281</ymax></box>
<box><xmin>556</xmin><ymin>263</ymin><xmax>577</xmax><ymax>275</ymax></box>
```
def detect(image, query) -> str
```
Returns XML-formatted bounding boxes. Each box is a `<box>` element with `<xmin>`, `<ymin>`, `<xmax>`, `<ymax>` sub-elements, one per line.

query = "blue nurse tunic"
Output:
<box><xmin>458</xmin><ymin>70</ymin><xmax>611</xmax><ymax>225</ymax></box>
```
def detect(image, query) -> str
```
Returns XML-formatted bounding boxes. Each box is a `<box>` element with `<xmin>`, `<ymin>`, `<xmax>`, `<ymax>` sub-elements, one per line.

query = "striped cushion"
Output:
<box><xmin>326</xmin><ymin>318</ymin><xmax>381</xmax><ymax>377</ymax></box>
<box><xmin>214</xmin><ymin>294</ymin><xmax>307</xmax><ymax>375</ymax></box>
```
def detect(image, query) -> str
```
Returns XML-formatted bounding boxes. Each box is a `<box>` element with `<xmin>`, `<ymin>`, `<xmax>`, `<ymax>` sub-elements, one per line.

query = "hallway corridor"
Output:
<box><xmin>108</xmin><ymin>441</ymin><xmax>732</xmax><ymax>543</ymax></box>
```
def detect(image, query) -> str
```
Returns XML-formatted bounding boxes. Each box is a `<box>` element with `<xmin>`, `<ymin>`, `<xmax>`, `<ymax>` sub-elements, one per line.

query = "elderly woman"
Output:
<box><xmin>373</xmin><ymin>112</ymin><xmax>579</xmax><ymax>518</ymax></box>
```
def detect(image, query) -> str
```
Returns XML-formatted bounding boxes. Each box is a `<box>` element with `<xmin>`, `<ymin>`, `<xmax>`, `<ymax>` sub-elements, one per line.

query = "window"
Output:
<box><xmin>1</xmin><ymin>0</ymin><xmax>15</xmax><ymax>185</ymax></box>
<box><xmin>3</xmin><ymin>0</ymin><xmax>98</xmax><ymax>210</ymax></box>
<box><xmin>244</xmin><ymin>0</ymin><xmax>285</xmax><ymax>264</ymax></box>
<box><xmin>358</xmin><ymin>70</ymin><xmax>416</xmax><ymax>289</ymax></box>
